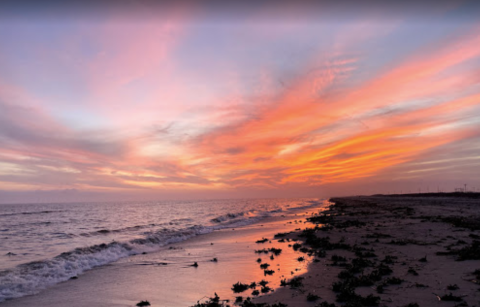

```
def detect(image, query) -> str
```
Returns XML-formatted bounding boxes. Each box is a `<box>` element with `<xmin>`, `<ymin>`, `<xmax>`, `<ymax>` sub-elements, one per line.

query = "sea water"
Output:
<box><xmin>0</xmin><ymin>198</ymin><xmax>322</xmax><ymax>302</ymax></box>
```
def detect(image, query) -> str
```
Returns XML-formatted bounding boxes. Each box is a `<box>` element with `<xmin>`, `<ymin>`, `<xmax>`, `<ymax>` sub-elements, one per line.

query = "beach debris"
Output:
<box><xmin>260</xmin><ymin>263</ymin><xmax>270</xmax><ymax>269</ymax></box>
<box><xmin>136</xmin><ymin>300</ymin><xmax>151</xmax><ymax>306</ymax></box>
<box><xmin>439</xmin><ymin>292</ymin><xmax>463</xmax><ymax>302</ymax></box>
<box><xmin>402</xmin><ymin>304</ymin><xmax>419</xmax><ymax>307</ymax></box>
<box><xmin>306</xmin><ymin>293</ymin><xmax>320</xmax><ymax>301</ymax></box>
<box><xmin>268</xmin><ymin>247</ymin><xmax>282</xmax><ymax>255</ymax></box>
<box><xmin>211</xmin><ymin>258</ymin><xmax>218</xmax><ymax>262</ymax></box>
<box><xmin>316</xmin><ymin>302</ymin><xmax>337</xmax><ymax>307</ymax></box>
<box><xmin>419</xmin><ymin>255</ymin><xmax>427</xmax><ymax>262</ymax></box>
<box><xmin>274</xmin><ymin>232</ymin><xmax>289</xmax><ymax>238</ymax></box>
<box><xmin>69</xmin><ymin>276</ymin><xmax>78</xmax><ymax>280</ymax></box>
<box><xmin>249</xmin><ymin>282</ymin><xmax>257</xmax><ymax>289</ymax></box>
<box><xmin>256</xmin><ymin>258</ymin><xmax>262</xmax><ymax>263</ymax></box>
<box><xmin>239</xmin><ymin>298</ymin><xmax>287</xmax><ymax>307</ymax></box>
<box><xmin>447</xmin><ymin>284</ymin><xmax>459</xmax><ymax>290</ymax></box>
<box><xmin>191</xmin><ymin>293</ymin><xmax>230</xmax><ymax>307</ymax></box>
<box><xmin>270</xmin><ymin>255</ymin><xmax>274</xmax><ymax>260</ymax></box>
<box><xmin>297</xmin><ymin>256</ymin><xmax>305</xmax><ymax>262</ymax></box>
<box><xmin>192</xmin><ymin>262</ymin><xmax>199</xmax><ymax>267</ymax></box>
<box><xmin>260</xmin><ymin>286</ymin><xmax>271</xmax><ymax>293</ymax></box>
<box><xmin>281</xmin><ymin>276</ymin><xmax>304</xmax><ymax>289</ymax></box>
<box><xmin>331</xmin><ymin>255</ymin><xmax>347</xmax><ymax>262</ymax></box>
<box><xmin>264</xmin><ymin>269</ymin><xmax>274</xmax><ymax>276</ymax></box>
<box><xmin>381</xmin><ymin>255</ymin><xmax>397</xmax><ymax>264</ymax></box>
<box><xmin>232</xmin><ymin>282</ymin><xmax>250</xmax><ymax>293</ymax></box>
<box><xmin>6</xmin><ymin>252</ymin><xmax>16</xmax><ymax>256</ymax></box>
<box><xmin>235</xmin><ymin>296</ymin><xmax>243</xmax><ymax>303</ymax></box>
<box><xmin>473</xmin><ymin>269</ymin><xmax>480</xmax><ymax>283</ymax></box>
<box><xmin>407</xmin><ymin>268</ymin><xmax>419</xmax><ymax>276</ymax></box>
<box><xmin>292</xmin><ymin>243</ymin><xmax>302</xmax><ymax>251</ymax></box>
<box><xmin>336</xmin><ymin>291</ymin><xmax>380</xmax><ymax>306</ymax></box>
<box><xmin>365</xmin><ymin>232</ymin><xmax>392</xmax><ymax>239</ymax></box>
<box><xmin>256</xmin><ymin>238</ymin><xmax>269</xmax><ymax>244</ymax></box>
<box><xmin>255</xmin><ymin>249</ymin><xmax>269</xmax><ymax>254</ymax></box>
<box><xmin>386</xmin><ymin>277</ymin><xmax>403</xmax><ymax>285</ymax></box>
<box><xmin>251</xmin><ymin>290</ymin><xmax>260</xmax><ymax>296</ymax></box>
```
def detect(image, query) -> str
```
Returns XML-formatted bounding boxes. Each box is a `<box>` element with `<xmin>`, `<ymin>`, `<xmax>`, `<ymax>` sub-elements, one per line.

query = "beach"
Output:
<box><xmin>1</xmin><ymin>195</ymin><xmax>479</xmax><ymax>306</ymax></box>
<box><xmin>256</xmin><ymin>194</ymin><xmax>480</xmax><ymax>307</ymax></box>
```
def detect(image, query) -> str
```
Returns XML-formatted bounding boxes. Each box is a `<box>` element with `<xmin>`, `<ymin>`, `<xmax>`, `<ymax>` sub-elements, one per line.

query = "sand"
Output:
<box><xmin>256</xmin><ymin>194</ymin><xmax>480</xmax><ymax>307</ymax></box>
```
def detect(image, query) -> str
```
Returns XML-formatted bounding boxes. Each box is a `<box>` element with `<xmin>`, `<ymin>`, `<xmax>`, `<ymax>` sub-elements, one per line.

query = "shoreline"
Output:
<box><xmin>0</xmin><ymin>201</ymin><xmax>328</xmax><ymax>307</ymax></box>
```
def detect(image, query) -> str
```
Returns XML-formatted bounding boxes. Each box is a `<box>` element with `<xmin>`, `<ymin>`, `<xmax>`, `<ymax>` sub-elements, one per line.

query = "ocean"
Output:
<box><xmin>0</xmin><ymin>198</ymin><xmax>322</xmax><ymax>302</ymax></box>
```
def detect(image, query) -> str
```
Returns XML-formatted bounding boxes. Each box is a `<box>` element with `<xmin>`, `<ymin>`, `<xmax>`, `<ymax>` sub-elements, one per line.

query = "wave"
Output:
<box><xmin>79</xmin><ymin>223</ymin><xmax>159</xmax><ymax>237</ymax></box>
<box><xmin>0</xmin><ymin>210</ymin><xmax>62</xmax><ymax>218</ymax></box>
<box><xmin>210</xmin><ymin>209</ymin><xmax>259</xmax><ymax>223</ymax></box>
<box><xmin>0</xmin><ymin>199</ymin><xmax>324</xmax><ymax>302</ymax></box>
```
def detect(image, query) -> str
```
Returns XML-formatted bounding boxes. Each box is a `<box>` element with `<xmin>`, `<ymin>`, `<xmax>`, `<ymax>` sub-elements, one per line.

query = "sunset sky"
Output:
<box><xmin>1</xmin><ymin>1</ymin><xmax>479</xmax><ymax>203</ymax></box>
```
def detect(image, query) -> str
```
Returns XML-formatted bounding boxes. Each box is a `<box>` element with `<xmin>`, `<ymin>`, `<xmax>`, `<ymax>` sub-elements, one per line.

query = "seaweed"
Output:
<box><xmin>440</xmin><ymin>293</ymin><xmax>463</xmax><ymax>302</ymax></box>
<box><xmin>261</xmin><ymin>286</ymin><xmax>272</xmax><ymax>293</ymax></box>
<box><xmin>438</xmin><ymin>216</ymin><xmax>480</xmax><ymax>231</ymax></box>
<box><xmin>274</xmin><ymin>232</ymin><xmax>289</xmax><ymax>238</ymax></box>
<box><xmin>268</xmin><ymin>248</ymin><xmax>282</xmax><ymax>256</ymax></box>
<box><xmin>306</xmin><ymin>293</ymin><xmax>320</xmax><ymax>301</ymax></box>
<box><xmin>136</xmin><ymin>301</ymin><xmax>151</xmax><ymax>307</ymax></box>
<box><xmin>437</xmin><ymin>240</ymin><xmax>480</xmax><ymax>260</ymax></box>
<box><xmin>232</xmin><ymin>282</ymin><xmax>250</xmax><ymax>293</ymax></box>
<box><xmin>331</xmin><ymin>255</ymin><xmax>347</xmax><ymax>262</ymax></box>
<box><xmin>255</xmin><ymin>249</ymin><xmax>269</xmax><ymax>254</ymax></box>
<box><xmin>264</xmin><ymin>269</ymin><xmax>274</xmax><ymax>276</ymax></box>
<box><xmin>256</xmin><ymin>238</ymin><xmax>269</xmax><ymax>244</ymax></box>
<box><xmin>281</xmin><ymin>276</ymin><xmax>304</xmax><ymax>289</ymax></box>
<box><xmin>191</xmin><ymin>293</ymin><xmax>226</xmax><ymax>307</ymax></box>
<box><xmin>386</xmin><ymin>277</ymin><xmax>403</xmax><ymax>285</ymax></box>
<box><xmin>292</xmin><ymin>243</ymin><xmax>302</xmax><ymax>251</ymax></box>
<box><xmin>381</xmin><ymin>255</ymin><xmax>397</xmax><ymax>264</ymax></box>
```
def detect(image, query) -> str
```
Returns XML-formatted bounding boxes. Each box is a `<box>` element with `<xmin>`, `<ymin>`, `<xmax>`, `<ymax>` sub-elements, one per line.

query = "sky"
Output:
<box><xmin>0</xmin><ymin>0</ymin><xmax>480</xmax><ymax>203</ymax></box>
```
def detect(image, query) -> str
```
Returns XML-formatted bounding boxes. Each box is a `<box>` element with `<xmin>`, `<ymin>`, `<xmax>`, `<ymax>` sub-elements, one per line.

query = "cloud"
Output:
<box><xmin>1</xmin><ymin>11</ymin><xmax>480</xmax><ymax>201</ymax></box>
